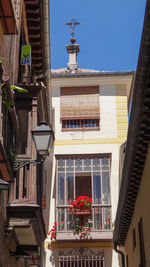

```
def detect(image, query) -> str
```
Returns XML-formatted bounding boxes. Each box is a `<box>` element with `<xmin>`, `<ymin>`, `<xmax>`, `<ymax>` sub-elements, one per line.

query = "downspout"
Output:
<box><xmin>114</xmin><ymin>243</ymin><xmax>125</xmax><ymax>267</ymax></box>
<box><xmin>42</xmin><ymin>0</ymin><xmax>52</xmax><ymax>126</ymax></box>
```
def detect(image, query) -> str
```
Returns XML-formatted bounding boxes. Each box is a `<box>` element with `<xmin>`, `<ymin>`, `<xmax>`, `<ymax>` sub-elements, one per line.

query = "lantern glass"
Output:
<box><xmin>31</xmin><ymin>122</ymin><xmax>53</xmax><ymax>156</ymax></box>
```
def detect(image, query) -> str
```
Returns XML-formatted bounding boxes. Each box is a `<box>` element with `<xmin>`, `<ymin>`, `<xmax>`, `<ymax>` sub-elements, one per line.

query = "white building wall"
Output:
<box><xmin>43</xmin><ymin>75</ymin><xmax>132</xmax><ymax>267</ymax></box>
<box><xmin>52</xmin><ymin>82</ymin><xmax>117</xmax><ymax>140</ymax></box>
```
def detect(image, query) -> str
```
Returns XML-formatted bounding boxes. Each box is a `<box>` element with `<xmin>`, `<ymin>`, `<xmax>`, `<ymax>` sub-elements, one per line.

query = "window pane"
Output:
<box><xmin>66</xmin><ymin>173</ymin><xmax>74</xmax><ymax>204</ymax></box>
<box><xmin>93</xmin><ymin>158</ymin><xmax>100</xmax><ymax>171</ymax></box>
<box><xmin>84</xmin><ymin>158</ymin><xmax>91</xmax><ymax>171</ymax></box>
<box><xmin>74</xmin><ymin>120</ymin><xmax>80</xmax><ymax>128</ymax></box>
<box><xmin>58</xmin><ymin>159</ymin><xmax>65</xmax><ymax>172</ymax></box>
<box><xmin>93</xmin><ymin>173</ymin><xmax>101</xmax><ymax>204</ymax></box>
<box><xmin>102</xmin><ymin>172</ymin><xmax>110</xmax><ymax>204</ymax></box>
<box><xmin>103</xmin><ymin>207</ymin><xmax>111</xmax><ymax>230</ymax></box>
<box><xmin>101</xmin><ymin>158</ymin><xmax>109</xmax><ymax>165</ymax></box>
<box><xmin>66</xmin><ymin>159</ymin><xmax>74</xmax><ymax>171</ymax></box>
<box><xmin>58</xmin><ymin>208</ymin><xmax>65</xmax><ymax>230</ymax></box>
<box><xmin>75</xmin><ymin>159</ymin><xmax>82</xmax><ymax>171</ymax></box>
<box><xmin>93</xmin><ymin>207</ymin><xmax>102</xmax><ymax>230</ymax></box>
<box><xmin>67</xmin><ymin>208</ymin><xmax>74</xmax><ymax>230</ymax></box>
<box><xmin>58</xmin><ymin>173</ymin><xmax>65</xmax><ymax>205</ymax></box>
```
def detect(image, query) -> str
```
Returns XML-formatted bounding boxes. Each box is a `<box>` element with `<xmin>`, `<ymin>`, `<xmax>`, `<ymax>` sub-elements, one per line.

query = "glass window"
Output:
<box><xmin>93</xmin><ymin>207</ymin><xmax>102</xmax><ymax>230</ymax></box>
<box><xmin>58</xmin><ymin>208</ymin><xmax>65</xmax><ymax>230</ymax></box>
<box><xmin>102</xmin><ymin>172</ymin><xmax>110</xmax><ymax>204</ymax></box>
<box><xmin>58</xmin><ymin>159</ymin><xmax>65</xmax><ymax>172</ymax></box>
<box><xmin>93</xmin><ymin>158</ymin><xmax>100</xmax><ymax>171</ymax></box>
<box><xmin>93</xmin><ymin>173</ymin><xmax>101</xmax><ymax>204</ymax></box>
<box><xmin>66</xmin><ymin>173</ymin><xmax>74</xmax><ymax>204</ymax></box>
<box><xmin>57</xmin><ymin>155</ymin><xmax>111</xmax><ymax>231</ymax></box>
<box><xmin>58</xmin><ymin>173</ymin><xmax>65</xmax><ymax>205</ymax></box>
<box><xmin>66</xmin><ymin>159</ymin><xmax>74</xmax><ymax>172</ymax></box>
<box><xmin>103</xmin><ymin>207</ymin><xmax>111</xmax><ymax>230</ymax></box>
<box><xmin>62</xmin><ymin>119</ymin><xmax>99</xmax><ymax>129</ymax></box>
<box><xmin>75</xmin><ymin>159</ymin><xmax>82</xmax><ymax>172</ymax></box>
<box><xmin>84</xmin><ymin>158</ymin><xmax>91</xmax><ymax>171</ymax></box>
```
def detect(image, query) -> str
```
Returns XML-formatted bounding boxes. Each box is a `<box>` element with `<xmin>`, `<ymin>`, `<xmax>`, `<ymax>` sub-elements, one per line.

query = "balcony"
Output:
<box><xmin>56</xmin><ymin>205</ymin><xmax>113</xmax><ymax>241</ymax></box>
<box><xmin>6</xmin><ymin>85</ymin><xmax>46</xmax><ymax>257</ymax></box>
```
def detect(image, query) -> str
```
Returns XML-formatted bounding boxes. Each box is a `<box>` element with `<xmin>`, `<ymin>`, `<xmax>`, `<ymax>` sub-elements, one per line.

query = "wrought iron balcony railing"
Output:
<box><xmin>56</xmin><ymin>205</ymin><xmax>112</xmax><ymax>241</ymax></box>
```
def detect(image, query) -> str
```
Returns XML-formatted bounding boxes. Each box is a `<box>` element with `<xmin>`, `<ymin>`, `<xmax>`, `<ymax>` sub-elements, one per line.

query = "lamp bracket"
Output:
<box><xmin>14</xmin><ymin>158</ymin><xmax>44</xmax><ymax>171</ymax></box>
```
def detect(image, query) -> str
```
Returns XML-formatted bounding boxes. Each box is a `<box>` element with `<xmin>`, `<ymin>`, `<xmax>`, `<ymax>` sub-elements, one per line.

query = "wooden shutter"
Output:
<box><xmin>60</xmin><ymin>86</ymin><xmax>100</xmax><ymax>120</ymax></box>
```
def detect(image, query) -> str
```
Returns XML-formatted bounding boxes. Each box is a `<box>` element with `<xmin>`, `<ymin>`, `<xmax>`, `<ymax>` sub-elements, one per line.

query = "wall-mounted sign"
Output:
<box><xmin>21</xmin><ymin>45</ymin><xmax>31</xmax><ymax>65</ymax></box>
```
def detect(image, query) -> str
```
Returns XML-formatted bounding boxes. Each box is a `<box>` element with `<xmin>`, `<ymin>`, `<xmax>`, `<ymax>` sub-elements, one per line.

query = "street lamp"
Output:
<box><xmin>31</xmin><ymin>121</ymin><xmax>53</xmax><ymax>157</ymax></box>
<box><xmin>14</xmin><ymin>121</ymin><xmax>54</xmax><ymax>170</ymax></box>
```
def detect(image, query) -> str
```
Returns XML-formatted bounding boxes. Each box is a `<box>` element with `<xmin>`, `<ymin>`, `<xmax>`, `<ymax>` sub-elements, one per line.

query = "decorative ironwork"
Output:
<box><xmin>49</xmin><ymin>251</ymin><xmax>55</xmax><ymax>265</ymax></box>
<box><xmin>65</xmin><ymin>17</ymin><xmax>82</xmax><ymax>37</ymax></box>
<box><xmin>14</xmin><ymin>158</ymin><xmax>44</xmax><ymax>171</ymax></box>
<box><xmin>59</xmin><ymin>247</ymin><xmax>104</xmax><ymax>257</ymax></box>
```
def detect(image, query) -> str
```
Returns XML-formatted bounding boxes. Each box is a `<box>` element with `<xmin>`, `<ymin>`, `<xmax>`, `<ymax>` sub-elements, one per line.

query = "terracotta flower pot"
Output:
<box><xmin>72</xmin><ymin>206</ymin><xmax>91</xmax><ymax>215</ymax></box>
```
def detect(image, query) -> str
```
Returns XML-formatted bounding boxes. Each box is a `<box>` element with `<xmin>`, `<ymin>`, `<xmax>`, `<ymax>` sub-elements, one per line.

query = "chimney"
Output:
<box><xmin>66</xmin><ymin>37</ymin><xmax>80</xmax><ymax>72</ymax></box>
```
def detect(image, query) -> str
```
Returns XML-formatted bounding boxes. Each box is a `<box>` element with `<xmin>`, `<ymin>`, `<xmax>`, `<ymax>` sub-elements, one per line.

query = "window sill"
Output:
<box><xmin>56</xmin><ymin>230</ymin><xmax>113</xmax><ymax>241</ymax></box>
<box><xmin>61</xmin><ymin>127</ymin><xmax>100</xmax><ymax>132</ymax></box>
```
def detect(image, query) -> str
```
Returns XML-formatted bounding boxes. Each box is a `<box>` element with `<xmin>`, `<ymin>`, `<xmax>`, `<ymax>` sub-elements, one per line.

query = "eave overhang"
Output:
<box><xmin>24</xmin><ymin>0</ymin><xmax>51</xmax><ymax>124</ymax></box>
<box><xmin>24</xmin><ymin>0</ymin><xmax>44</xmax><ymax>75</ymax></box>
<box><xmin>113</xmin><ymin>0</ymin><xmax>150</xmax><ymax>247</ymax></box>
<box><xmin>0</xmin><ymin>0</ymin><xmax>17</xmax><ymax>34</ymax></box>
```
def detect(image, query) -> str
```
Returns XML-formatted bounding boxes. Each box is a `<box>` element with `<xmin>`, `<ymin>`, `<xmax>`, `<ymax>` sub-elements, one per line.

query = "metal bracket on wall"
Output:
<box><xmin>14</xmin><ymin>158</ymin><xmax>44</xmax><ymax>171</ymax></box>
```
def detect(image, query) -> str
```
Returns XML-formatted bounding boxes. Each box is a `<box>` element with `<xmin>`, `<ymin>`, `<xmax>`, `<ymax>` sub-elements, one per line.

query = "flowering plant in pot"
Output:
<box><xmin>73</xmin><ymin>218</ymin><xmax>93</xmax><ymax>239</ymax></box>
<box><xmin>69</xmin><ymin>196</ymin><xmax>93</xmax><ymax>210</ymax></box>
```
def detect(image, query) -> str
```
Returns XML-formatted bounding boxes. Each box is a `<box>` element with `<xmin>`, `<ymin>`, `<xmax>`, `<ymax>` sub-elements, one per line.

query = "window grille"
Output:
<box><xmin>59</xmin><ymin>255</ymin><xmax>105</xmax><ymax>267</ymax></box>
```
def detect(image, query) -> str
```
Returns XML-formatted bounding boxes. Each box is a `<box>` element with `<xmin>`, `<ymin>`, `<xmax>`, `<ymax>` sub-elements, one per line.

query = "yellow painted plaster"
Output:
<box><xmin>117</xmin><ymin>117</ymin><xmax>128</xmax><ymax>123</ymax></box>
<box><xmin>54</xmin><ymin>137</ymin><xmax>127</xmax><ymax>146</ymax></box>
<box><xmin>43</xmin><ymin>241</ymin><xmax>113</xmax><ymax>250</ymax></box>
<box><xmin>116</xmin><ymin>102</ymin><xmax>128</xmax><ymax>110</ymax></box>
<box><xmin>115</xmin><ymin>84</ymin><xmax>128</xmax><ymax>141</ymax></box>
<box><xmin>115</xmin><ymin>84</ymin><xmax>126</xmax><ymax>90</ymax></box>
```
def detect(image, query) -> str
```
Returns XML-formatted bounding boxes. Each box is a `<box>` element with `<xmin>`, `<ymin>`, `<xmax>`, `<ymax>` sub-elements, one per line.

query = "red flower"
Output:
<box><xmin>106</xmin><ymin>218</ymin><xmax>110</xmax><ymax>223</ymax></box>
<box><xmin>69</xmin><ymin>196</ymin><xmax>93</xmax><ymax>210</ymax></box>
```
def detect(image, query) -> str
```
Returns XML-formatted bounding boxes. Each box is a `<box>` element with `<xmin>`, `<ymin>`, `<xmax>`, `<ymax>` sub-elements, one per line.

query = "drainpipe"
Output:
<box><xmin>114</xmin><ymin>243</ymin><xmax>125</xmax><ymax>267</ymax></box>
<box><xmin>42</xmin><ymin>0</ymin><xmax>52</xmax><ymax>126</ymax></box>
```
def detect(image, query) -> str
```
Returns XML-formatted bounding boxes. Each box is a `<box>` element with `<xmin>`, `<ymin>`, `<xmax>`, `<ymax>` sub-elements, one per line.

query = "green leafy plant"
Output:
<box><xmin>8</xmin><ymin>148</ymin><xmax>17</xmax><ymax>165</ymax></box>
<box><xmin>0</xmin><ymin>56</ymin><xmax>8</xmax><ymax>61</ymax></box>
<box><xmin>10</xmin><ymin>85</ymin><xmax>28</xmax><ymax>93</ymax></box>
<box><xmin>0</xmin><ymin>83</ymin><xmax>27</xmax><ymax>111</ymax></box>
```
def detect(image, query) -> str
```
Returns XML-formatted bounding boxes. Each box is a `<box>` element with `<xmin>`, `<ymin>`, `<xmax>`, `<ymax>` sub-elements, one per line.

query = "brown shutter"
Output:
<box><xmin>60</xmin><ymin>86</ymin><xmax>100</xmax><ymax>120</ymax></box>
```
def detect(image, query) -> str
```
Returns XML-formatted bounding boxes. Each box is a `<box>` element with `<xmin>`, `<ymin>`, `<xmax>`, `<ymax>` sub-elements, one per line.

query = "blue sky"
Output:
<box><xmin>50</xmin><ymin>0</ymin><xmax>146</xmax><ymax>71</ymax></box>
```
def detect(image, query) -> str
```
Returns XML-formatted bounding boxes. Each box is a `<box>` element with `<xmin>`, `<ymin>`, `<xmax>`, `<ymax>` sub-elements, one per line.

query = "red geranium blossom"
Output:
<box><xmin>69</xmin><ymin>196</ymin><xmax>93</xmax><ymax>209</ymax></box>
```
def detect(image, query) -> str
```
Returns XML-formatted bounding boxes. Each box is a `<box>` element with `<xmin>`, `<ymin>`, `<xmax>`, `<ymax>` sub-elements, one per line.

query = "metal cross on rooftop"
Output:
<box><xmin>65</xmin><ymin>17</ymin><xmax>82</xmax><ymax>37</ymax></box>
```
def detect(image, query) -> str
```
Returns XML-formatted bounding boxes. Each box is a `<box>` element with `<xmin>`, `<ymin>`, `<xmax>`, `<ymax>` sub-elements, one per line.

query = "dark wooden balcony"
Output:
<box><xmin>56</xmin><ymin>205</ymin><xmax>113</xmax><ymax>241</ymax></box>
<box><xmin>6</xmin><ymin>85</ymin><xmax>46</xmax><ymax>257</ymax></box>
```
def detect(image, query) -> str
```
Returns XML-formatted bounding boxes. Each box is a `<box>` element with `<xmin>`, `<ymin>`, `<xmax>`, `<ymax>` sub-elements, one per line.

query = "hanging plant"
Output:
<box><xmin>0</xmin><ymin>83</ymin><xmax>28</xmax><ymax>111</ymax></box>
<box><xmin>48</xmin><ymin>221</ymin><xmax>64</xmax><ymax>240</ymax></box>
